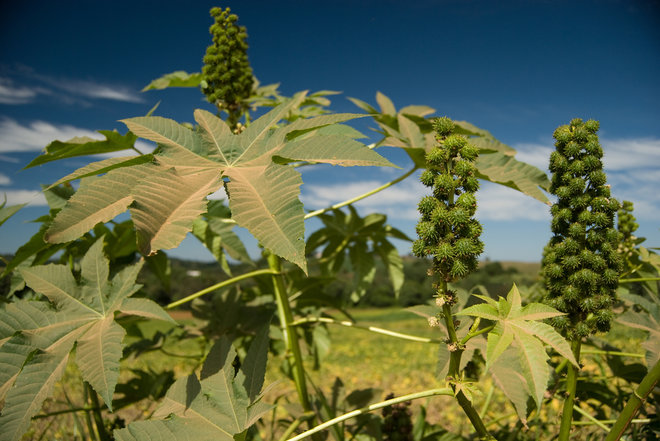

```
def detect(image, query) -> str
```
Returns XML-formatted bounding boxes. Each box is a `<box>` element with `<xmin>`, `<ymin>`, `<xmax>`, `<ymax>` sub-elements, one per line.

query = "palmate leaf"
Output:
<box><xmin>458</xmin><ymin>284</ymin><xmax>577</xmax><ymax>409</ymax></box>
<box><xmin>350</xmin><ymin>92</ymin><xmax>550</xmax><ymax>203</ymax></box>
<box><xmin>23</xmin><ymin>130</ymin><xmax>140</xmax><ymax>169</ymax></box>
<box><xmin>47</xmin><ymin>93</ymin><xmax>393</xmax><ymax>272</ymax></box>
<box><xmin>115</xmin><ymin>329</ymin><xmax>272</xmax><ymax>441</ymax></box>
<box><xmin>0</xmin><ymin>239</ymin><xmax>173</xmax><ymax>440</ymax></box>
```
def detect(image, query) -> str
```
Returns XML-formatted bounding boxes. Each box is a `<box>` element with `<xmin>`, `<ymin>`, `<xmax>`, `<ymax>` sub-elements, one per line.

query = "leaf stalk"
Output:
<box><xmin>165</xmin><ymin>268</ymin><xmax>279</xmax><ymax>309</ymax></box>
<box><xmin>285</xmin><ymin>388</ymin><xmax>453</xmax><ymax>441</ymax></box>
<box><xmin>291</xmin><ymin>316</ymin><xmax>443</xmax><ymax>343</ymax></box>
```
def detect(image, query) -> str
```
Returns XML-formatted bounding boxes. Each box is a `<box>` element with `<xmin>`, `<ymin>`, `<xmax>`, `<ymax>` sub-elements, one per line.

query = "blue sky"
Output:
<box><xmin>1</xmin><ymin>0</ymin><xmax>659</xmax><ymax>262</ymax></box>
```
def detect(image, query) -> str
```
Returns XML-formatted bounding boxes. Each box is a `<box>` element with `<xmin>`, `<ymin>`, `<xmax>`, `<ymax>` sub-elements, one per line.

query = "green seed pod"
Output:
<box><xmin>202</xmin><ymin>6</ymin><xmax>254</xmax><ymax>127</ymax></box>
<box><xmin>414</xmin><ymin>117</ymin><xmax>483</xmax><ymax>288</ymax></box>
<box><xmin>542</xmin><ymin>118</ymin><xmax>622</xmax><ymax>341</ymax></box>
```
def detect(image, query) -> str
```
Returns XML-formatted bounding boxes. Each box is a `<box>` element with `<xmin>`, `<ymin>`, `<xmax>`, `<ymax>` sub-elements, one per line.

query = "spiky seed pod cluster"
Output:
<box><xmin>412</xmin><ymin>117</ymin><xmax>484</xmax><ymax>292</ymax></box>
<box><xmin>381</xmin><ymin>394</ymin><xmax>413</xmax><ymax>441</ymax></box>
<box><xmin>542</xmin><ymin>118</ymin><xmax>622</xmax><ymax>340</ymax></box>
<box><xmin>202</xmin><ymin>7</ymin><xmax>254</xmax><ymax>127</ymax></box>
<box><xmin>617</xmin><ymin>200</ymin><xmax>638</xmax><ymax>260</ymax></box>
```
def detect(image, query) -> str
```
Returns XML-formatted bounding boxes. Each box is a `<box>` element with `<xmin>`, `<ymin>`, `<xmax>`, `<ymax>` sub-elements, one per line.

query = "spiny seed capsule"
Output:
<box><xmin>202</xmin><ymin>6</ymin><xmax>254</xmax><ymax>128</ymax></box>
<box><xmin>542</xmin><ymin>118</ymin><xmax>622</xmax><ymax>341</ymax></box>
<box><xmin>414</xmin><ymin>117</ymin><xmax>483</xmax><ymax>286</ymax></box>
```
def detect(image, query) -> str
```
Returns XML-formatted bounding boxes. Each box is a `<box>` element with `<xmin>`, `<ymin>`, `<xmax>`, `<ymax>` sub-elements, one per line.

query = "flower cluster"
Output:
<box><xmin>202</xmin><ymin>7</ymin><xmax>254</xmax><ymax>127</ymax></box>
<box><xmin>542</xmin><ymin>118</ymin><xmax>622</xmax><ymax>340</ymax></box>
<box><xmin>412</xmin><ymin>117</ymin><xmax>484</xmax><ymax>294</ymax></box>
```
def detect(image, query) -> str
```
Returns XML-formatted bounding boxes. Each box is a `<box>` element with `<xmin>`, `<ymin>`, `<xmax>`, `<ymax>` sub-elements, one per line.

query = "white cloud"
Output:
<box><xmin>0</xmin><ymin>173</ymin><xmax>10</xmax><ymax>185</ymax></box>
<box><xmin>1</xmin><ymin>189</ymin><xmax>48</xmax><ymax>206</ymax></box>
<box><xmin>601</xmin><ymin>138</ymin><xmax>660</xmax><ymax>171</ymax></box>
<box><xmin>513</xmin><ymin>137</ymin><xmax>660</xmax><ymax>222</ymax></box>
<box><xmin>301</xmin><ymin>175</ymin><xmax>551</xmax><ymax>224</ymax></box>
<box><xmin>56</xmin><ymin>80</ymin><xmax>143</xmax><ymax>103</ymax></box>
<box><xmin>0</xmin><ymin>118</ymin><xmax>154</xmax><ymax>155</ymax></box>
<box><xmin>513</xmin><ymin>137</ymin><xmax>660</xmax><ymax>172</ymax></box>
<box><xmin>208</xmin><ymin>186</ymin><xmax>228</xmax><ymax>200</ymax></box>
<box><xmin>0</xmin><ymin>77</ymin><xmax>50</xmax><ymax>105</ymax></box>
<box><xmin>476</xmin><ymin>182</ymin><xmax>551</xmax><ymax>221</ymax></box>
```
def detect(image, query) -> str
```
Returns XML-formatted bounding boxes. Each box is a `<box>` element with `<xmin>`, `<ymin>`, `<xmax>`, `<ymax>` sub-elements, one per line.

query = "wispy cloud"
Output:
<box><xmin>0</xmin><ymin>173</ymin><xmax>10</xmax><ymax>185</ymax></box>
<box><xmin>0</xmin><ymin>118</ymin><xmax>99</xmax><ymax>152</ymax></box>
<box><xmin>54</xmin><ymin>79</ymin><xmax>143</xmax><ymax>103</ymax></box>
<box><xmin>0</xmin><ymin>189</ymin><xmax>48</xmax><ymax>206</ymax></box>
<box><xmin>302</xmin><ymin>175</ymin><xmax>551</xmax><ymax>223</ymax></box>
<box><xmin>0</xmin><ymin>118</ymin><xmax>154</xmax><ymax>155</ymax></box>
<box><xmin>0</xmin><ymin>69</ymin><xmax>143</xmax><ymax>105</ymax></box>
<box><xmin>0</xmin><ymin>77</ymin><xmax>50</xmax><ymax>104</ymax></box>
<box><xmin>514</xmin><ymin>137</ymin><xmax>660</xmax><ymax>220</ymax></box>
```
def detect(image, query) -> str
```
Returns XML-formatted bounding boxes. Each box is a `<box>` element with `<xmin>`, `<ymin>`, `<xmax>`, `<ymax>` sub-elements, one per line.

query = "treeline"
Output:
<box><xmin>136</xmin><ymin>255</ymin><xmax>541</xmax><ymax>308</ymax></box>
<box><xmin>1</xmin><ymin>253</ymin><xmax>541</xmax><ymax>308</ymax></box>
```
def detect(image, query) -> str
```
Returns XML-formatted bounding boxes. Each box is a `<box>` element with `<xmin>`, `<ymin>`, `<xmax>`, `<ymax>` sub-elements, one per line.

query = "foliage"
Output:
<box><xmin>0</xmin><ymin>5</ymin><xmax>658</xmax><ymax>441</ymax></box>
<box><xmin>0</xmin><ymin>238</ymin><xmax>173</xmax><ymax>440</ymax></box>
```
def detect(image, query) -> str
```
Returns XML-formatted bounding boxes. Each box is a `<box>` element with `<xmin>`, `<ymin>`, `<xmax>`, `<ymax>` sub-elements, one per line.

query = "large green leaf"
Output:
<box><xmin>458</xmin><ymin>284</ymin><xmax>577</xmax><ymax>409</ymax></box>
<box><xmin>0</xmin><ymin>239</ymin><xmax>173</xmax><ymax>439</ymax></box>
<box><xmin>114</xmin><ymin>332</ymin><xmax>272</xmax><ymax>441</ymax></box>
<box><xmin>24</xmin><ymin>130</ymin><xmax>139</xmax><ymax>169</ymax></box>
<box><xmin>350</xmin><ymin>92</ymin><xmax>551</xmax><ymax>203</ymax></box>
<box><xmin>130</xmin><ymin>167</ymin><xmax>222</xmax><ymax>255</ymax></box>
<box><xmin>45</xmin><ymin>164</ymin><xmax>154</xmax><ymax>243</ymax></box>
<box><xmin>0</xmin><ymin>201</ymin><xmax>25</xmax><ymax>228</ymax></box>
<box><xmin>142</xmin><ymin>70</ymin><xmax>203</xmax><ymax>91</ymax></box>
<box><xmin>46</xmin><ymin>94</ymin><xmax>393</xmax><ymax>272</ymax></box>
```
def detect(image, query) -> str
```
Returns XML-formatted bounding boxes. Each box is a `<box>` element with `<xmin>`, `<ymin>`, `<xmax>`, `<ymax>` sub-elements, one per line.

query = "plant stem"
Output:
<box><xmin>558</xmin><ymin>339</ymin><xmax>582</xmax><ymax>441</ymax></box>
<box><xmin>165</xmin><ymin>268</ymin><xmax>279</xmax><ymax>309</ymax></box>
<box><xmin>581</xmin><ymin>349</ymin><xmax>644</xmax><ymax>358</ymax></box>
<box><xmin>304</xmin><ymin>166</ymin><xmax>418</xmax><ymax>219</ymax></box>
<box><xmin>618</xmin><ymin>277</ymin><xmax>660</xmax><ymax>283</ymax></box>
<box><xmin>268</xmin><ymin>253</ymin><xmax>312</xmax><ymax>412</ymax></box>
<box><xmin>86</xmin><ymin>383</ymin><xmax>111</xmax><ymax>441</ymax></box>
<box><xmin>33</xmin><ymin>406</ymin><xmax>102</xmax><ymax>419</ymax></box>
<box><xmin>291</xmin><ymin>316</ymin><xmax>443</xmax><ymax>343</ymax></box>
<box><xmin>572</xmin><ymin>404</ymin><xmax>609</xmax><ymax>431</ymax></box>
<box><xmin>440</xmin><ymin>287</ymin><xmax>494</xmax><ymax>440</ymax></box>
<box><xmin>605</xmin><ymin>355</ymin><xmax>660</xmax><ymax>441</ymax></box>
<box><xmin>285</xmin><ymin>388</ymin><xmax>453</xmax><ymax>441</ymax></box>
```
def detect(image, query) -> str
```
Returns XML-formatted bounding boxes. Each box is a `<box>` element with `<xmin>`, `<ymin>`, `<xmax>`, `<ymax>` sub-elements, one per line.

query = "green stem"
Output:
<box><xmin>86</xmin><ymin>383</ymin><xmax>111</xmax><ymax>441</ymax></box>
<box><xmin>618</xmin><ymin>277</ymin><xmax>660</xmax><ymax>283</ymax></box>
<box><xmin>574</xmin><ymin>419</ymin><xmax>650</xmax><ymax>426</ymax></box>
<box><xmin>581</xmin><ymin>349</ymin><xmax>645</xmax><ymax>358</ymax></box>
<box><xmin>285</xmin><ymin>388</ymin><xmax>453</xmax><ymax>441</ymax></box>
<box><xmin>304</xmin><ymin>166</ymin><xmax>418</xmax><ymax>219</ymax></box>
<box><xmin>33</xmin><ymin>406</ymin><xmax>101</xmax><ymax>419</ymax></box>
<box><xmin>291</xmin><ymin>316</ymin><xmax>443</xmax><ymax>343</ymax></box>
<box><xmin>558</xmin><ymin>339</ymin><xmax>582</xmax><ymax>441</ymax></box>
<box><xmin>268</xmin><ymin>253</ymin><xmax>312</xmax><ymax>412</ymax></box>
<box><xmin>277</xmin><ymin>412</ymin><xmax>316</xmax><ymax>441</ymax></box>
<box><xmin>479</xmin><ymin>384</ymin><xmax>495</xmax><ymax>419</ymax></box>
<box><xmin>165</xmin><ymin>268</ymin><xmax>279</xmax><ymax>309</ymax></box>
<box><xmin>572</xmin><ymin>404</ymin><xmax>609</xmax><ymax>431</ymax></box>
<box><xmin>605</xmin><ymin>356</ymin><xmax>660</xmax><ymax>441</ymax></box>
<box><xmin>440</xmin><ymin>289</ymin><xmax>493</xmax><ymax>440</ymax></box>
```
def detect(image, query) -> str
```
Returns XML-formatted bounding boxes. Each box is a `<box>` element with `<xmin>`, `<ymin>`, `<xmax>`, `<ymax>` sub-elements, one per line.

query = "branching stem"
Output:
<box><xmin>165</xmin><ymin>268</ymin><xmax>279</xmax><ymax>309</ymax></box>
<box><xmin>285</xmin><ymin>388</ymin><xmax>453</xmax><ymax>441</ymax></box>
<box><xmin>304</xmin><ymin>166</ymin><xmax>418</xmax><ymax>219</ymax></box>
<box><xmin>268</xmin><ymin>254</ymin><xmax>312</xmax><ymax>412</ymax></box>
<box><xmin>291</xmin><ymin>316</ymin><xmax>443</xmax><ymax>343</ymax></box>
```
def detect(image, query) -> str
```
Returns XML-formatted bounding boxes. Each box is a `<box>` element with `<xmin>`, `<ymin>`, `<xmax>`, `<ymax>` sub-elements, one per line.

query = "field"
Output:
<box><xmin>18</xmin><ymin>255</ymin><xmax>652</xmax><ymax>441</ymax></box>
